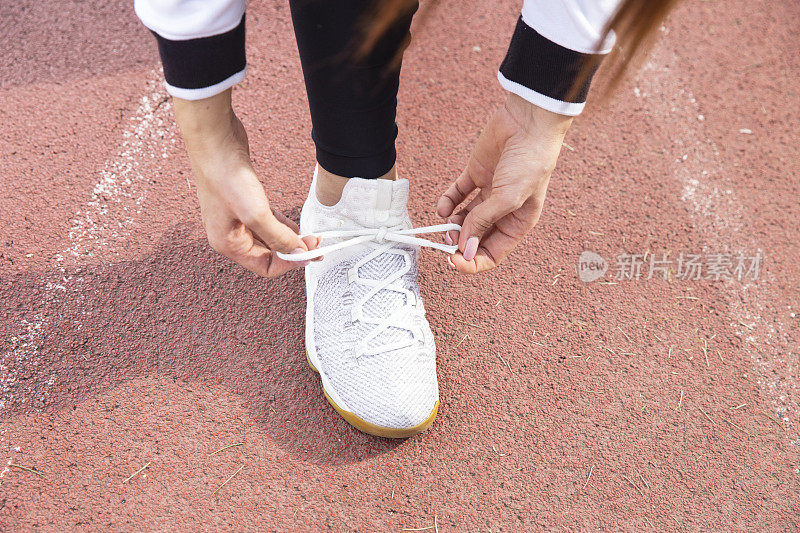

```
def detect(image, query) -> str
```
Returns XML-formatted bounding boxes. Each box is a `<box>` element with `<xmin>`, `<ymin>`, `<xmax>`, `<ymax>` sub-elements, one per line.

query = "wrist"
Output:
<box><xmin>174</xmin><ymin>89</ymin><xmax>239</xmax><ymax>149</ymax></box>
<box><xmin>173</xmin><ymin>89</ymin><xmax>253</xmax><ymax>178</ymax></box>
<box><xmin>504</xmin><ymin>92</ymin><xmax>573</xmax><ymax>139</ymax></box>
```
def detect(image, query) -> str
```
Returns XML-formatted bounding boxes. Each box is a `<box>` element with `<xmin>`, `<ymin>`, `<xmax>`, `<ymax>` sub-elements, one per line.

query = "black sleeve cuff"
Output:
<box><xmin>499</xmin><ymin>16</ymin><xmax>604</xmax><ymax>113</ymax></box>
<box><xmin>152</xmin><ymin>14</ymin><xmax>246</xmax><ymax>99</ymax></box>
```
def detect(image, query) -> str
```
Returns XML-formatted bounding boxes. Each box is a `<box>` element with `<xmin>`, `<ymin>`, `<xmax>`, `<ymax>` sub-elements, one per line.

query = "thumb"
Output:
<box><xmin>248</xmin><ymin>210</ymin><xmax>306</xmax><ymax>254</ymax></box>
<box><xmin>459</xmin><ymin>195</ymin><xmax>513</xmax><ymax>262</ymax></box>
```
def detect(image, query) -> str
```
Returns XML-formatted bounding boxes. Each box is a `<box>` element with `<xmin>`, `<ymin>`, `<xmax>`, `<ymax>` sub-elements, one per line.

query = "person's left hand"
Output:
<box><xmin>436</xmin><ymin>93</ymin><xmax>574</xmax><ymax>274</ymax></box>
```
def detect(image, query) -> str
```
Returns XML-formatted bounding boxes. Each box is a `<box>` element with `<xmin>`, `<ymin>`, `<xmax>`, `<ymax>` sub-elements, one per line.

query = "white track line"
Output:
<box><xmin>638</xmin><ymin>37</ymin><xmax>796</xmax><ymax>443</ymax></box>
<box><xmin>1</xmin><ymin>72</ymin><xmax>175</xmax><ymax>480</ymax></box>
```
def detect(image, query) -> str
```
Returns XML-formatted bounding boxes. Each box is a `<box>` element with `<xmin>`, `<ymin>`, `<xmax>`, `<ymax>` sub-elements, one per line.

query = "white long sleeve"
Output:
<box><xmin>134</xmin><ymin>0</ymin><xmax>622</xmax><ymax>110</ymax></box>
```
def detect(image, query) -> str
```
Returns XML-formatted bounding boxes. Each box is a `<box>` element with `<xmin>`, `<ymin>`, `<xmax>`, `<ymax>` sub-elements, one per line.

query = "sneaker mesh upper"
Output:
<box><xmin>312</xmin><ymin>246</ymin><xmax>438</xmax><ymax>428</ymax></box>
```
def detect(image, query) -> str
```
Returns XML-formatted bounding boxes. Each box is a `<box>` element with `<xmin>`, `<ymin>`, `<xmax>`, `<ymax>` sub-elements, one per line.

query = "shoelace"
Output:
<box><xmin>276</xmin><ymin>223</ymin><xmax>461</xmax><ymax>358</ymax></box>
<box><xmin>275</xmin><ymin>223</ymin><xmax>461</xmax><ymax>262</ymax></box>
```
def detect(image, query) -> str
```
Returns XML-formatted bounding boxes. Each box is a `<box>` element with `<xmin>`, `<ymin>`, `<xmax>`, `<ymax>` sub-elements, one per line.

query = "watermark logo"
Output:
<box><xmin>578</xmin><ymin>251</ymin><xmax>608</xmax><ymax>282</ymax></box>
<box><xmin>577</xmin><ymin>251</ymin><xmax>762</xmax><ymax>283</ymax></box>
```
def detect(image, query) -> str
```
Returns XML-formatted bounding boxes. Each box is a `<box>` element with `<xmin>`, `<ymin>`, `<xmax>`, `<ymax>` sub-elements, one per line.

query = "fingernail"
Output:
<box><xmin>447</xmin><ymin>256</ymin><xmax>455</xmax><ymax>269</ymax></box>
<box><xmin>292</xmin><ymin>247</ymin><xmax>305</xmax><ymax>254</ymax></box>
<box><xmin>445</xmin><ymin>233</ymin><xmax>452</xmax><ymax>246</ymax></box>
<box><xmin>463</xmin><ymin>236</ymin><xmax>479</xmax><ymax>261</ymax></box>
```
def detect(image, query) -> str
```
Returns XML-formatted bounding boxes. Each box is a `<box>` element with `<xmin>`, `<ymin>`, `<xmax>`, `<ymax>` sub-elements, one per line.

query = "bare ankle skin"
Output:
<box><xmin>315</xmin><ymin>164</ymin><xmax>398</xmax><ymax>206</ymax></box>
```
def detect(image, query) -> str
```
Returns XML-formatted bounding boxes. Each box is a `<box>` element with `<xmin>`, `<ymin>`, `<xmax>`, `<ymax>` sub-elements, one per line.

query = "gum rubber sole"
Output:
<box><xmin>305</xmin><ymin>349</ymin><xmax>438</xmax><ymax>439</ymax></box>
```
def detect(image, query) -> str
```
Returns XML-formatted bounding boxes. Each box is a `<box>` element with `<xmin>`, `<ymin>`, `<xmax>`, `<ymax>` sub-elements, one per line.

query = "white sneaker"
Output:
<box><xmin>278</xmin><ymin>167</ymin><xmax>459</xmax><ymax>438</ymax></box>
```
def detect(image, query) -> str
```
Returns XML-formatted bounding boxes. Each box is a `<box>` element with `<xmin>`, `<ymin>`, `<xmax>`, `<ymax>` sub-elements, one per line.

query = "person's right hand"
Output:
<box><xmin>174</xmin><ymin>89</ymin><xmax>318</xmax><ymax>278</ymax></box>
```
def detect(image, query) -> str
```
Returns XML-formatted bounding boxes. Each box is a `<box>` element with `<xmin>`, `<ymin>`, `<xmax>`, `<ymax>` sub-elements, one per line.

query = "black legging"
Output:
<box><xmin>289</xmin><ymin>0</ymin><xmax>417</xmax><ymax>179</ymax></box>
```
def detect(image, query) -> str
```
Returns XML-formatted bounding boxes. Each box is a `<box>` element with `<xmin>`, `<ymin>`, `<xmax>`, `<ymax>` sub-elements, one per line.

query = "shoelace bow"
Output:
<box><xmin>276</xmin><ymin>223</ymin><xmax>461</xmax><ymax>357</ymax></box>
<box><xmin>275</xmin><ymin>223</ymin><xmax>461</xmax><ymax>262</ymax></box>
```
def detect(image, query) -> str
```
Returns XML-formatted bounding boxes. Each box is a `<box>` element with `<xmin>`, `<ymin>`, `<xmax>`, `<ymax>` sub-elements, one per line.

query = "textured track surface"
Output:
<box><xmin>1</xmin><ymin>0</ymin><xmax>799</xmax><ymax>530</ymax></box>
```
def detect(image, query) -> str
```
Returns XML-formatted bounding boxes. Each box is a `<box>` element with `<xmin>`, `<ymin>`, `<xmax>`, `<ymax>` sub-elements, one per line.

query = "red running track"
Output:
<box><xmin>1</xmin><ymin>0</ymin><xmax>799</xmax><ymax>530</ymax></box>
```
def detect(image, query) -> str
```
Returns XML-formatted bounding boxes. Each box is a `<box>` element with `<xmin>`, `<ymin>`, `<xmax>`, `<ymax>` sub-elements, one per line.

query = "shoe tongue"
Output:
<box><xmin>337</xmin><ymin>177</ymin><xmax>409</xmax><ymax>228</ymax></box>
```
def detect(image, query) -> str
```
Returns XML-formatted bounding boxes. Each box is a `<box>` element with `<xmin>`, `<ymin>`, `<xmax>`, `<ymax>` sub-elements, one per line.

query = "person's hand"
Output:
<box><xmin>174</xmin><ymin>89</ymin><xmax>319</xmax><ymax>277</ymax></box>
<box><xmin>436</xmin><ymin>93</ymin><xmax>573</xmax><ymax>274</ymax></box>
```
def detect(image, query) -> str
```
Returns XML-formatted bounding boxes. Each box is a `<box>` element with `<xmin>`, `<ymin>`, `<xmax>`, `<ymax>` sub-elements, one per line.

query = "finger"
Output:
<box><xmin>438</xmin><ymin>118</ymin><xmax>506</xmax><ymax>219</ymax></box>
<box><xmin>445</xmin><ymin>194</ymin><xmax>484</xmax><ymax>244</ymax></box>
<box><xmin>473</xmin><ymin>223</ymin><xmax>520</xmax><ymax>270</ymax></box>
<box><xmin>456</xmin><ymin>193</ymin><xmax>484</xmax><ymax>215</ymax></box>
<box><xmin>302</xmin><ymin>235</ymin><xmax>324</xmax><ymax>261</ymax></box>
<box><xmin>269</xmin><ymin>212</ymin><xmax>323</xmax><ymax>260</ymax></box>
<box><xmin>460</xmin><ymin>198</ymin><xmax>542</xmax><ymax>272</ymax></box>
<box><xmin>246</xmin><ymin>210</ymin><xmax>306</xmax><ymax>254</ymax></box>
<box><xmin>459</xmin><ymin>195</ymin><xmax>516</xmax><ymax>261</ymax></box>
<box><xmin>227</xmin><ymin>241</ymin><xmax>301</xmax><ymax>278</ymax></box>
<box><xmin>446</xmin><ymin>210</ymin><xmax>466</xmax><ymax>245</ymax></box>
<box><xmin>449</xmin><ymin>248</ymin><xmax>498</xmax><ymax>274</ymax></box>
<box><xmin>271</xmin><ymin>208</ymin><xmax>300</xmax><ymax>233</ymax></box>
<box><xmin>244</xmin><ymin>233</ymin><xmax>322</xmax><ymax>276</ymax></box>
<box><xmin>436</xmin><ymin>170</ymin><xmax>477</xmax><ymax>219</ymax></box>
<box><xmin>252</xmin><ymin>231</ymin><xmax>268</xmax><ymax>248</ymax></box>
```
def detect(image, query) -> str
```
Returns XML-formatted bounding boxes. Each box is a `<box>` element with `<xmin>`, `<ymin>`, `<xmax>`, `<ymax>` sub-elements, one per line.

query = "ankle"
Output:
<box><xmin>314</xmin><ymin>166</ymin><xmax>349</xmax><ymax>206</ymax></box>
<box><xmin>315</xmin><ymin>164</ymin><xmax>398</xmax><ymax>206</ymax></box>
